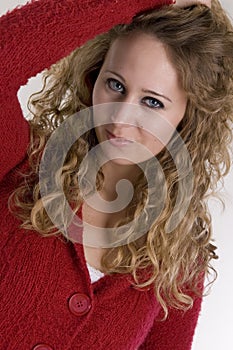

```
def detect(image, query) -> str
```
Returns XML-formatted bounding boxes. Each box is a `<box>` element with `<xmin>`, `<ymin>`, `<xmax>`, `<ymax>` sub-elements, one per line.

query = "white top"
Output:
<box><xmin>86</xmin><ymin>262</ymin><xmax>105</xmax><ymax>283</ymax></box>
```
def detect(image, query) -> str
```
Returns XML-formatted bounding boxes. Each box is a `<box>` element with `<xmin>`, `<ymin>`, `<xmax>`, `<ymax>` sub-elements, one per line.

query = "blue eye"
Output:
<box><xmin>107</xmin><ymin>78</ymin><xmax>125</xmax><ymax>93</ymax></box>
<box><xmin>142</xmin><ymin>97</ymin><xmax>164</xmax><ymax>109</ymax></box>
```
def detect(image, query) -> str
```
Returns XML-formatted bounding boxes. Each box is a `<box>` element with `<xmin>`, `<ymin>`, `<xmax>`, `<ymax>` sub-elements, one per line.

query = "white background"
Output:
<box><xmin>1</xmin><ymin>1</ymin><xmax>232</xmax><ymax>349</ymax></box>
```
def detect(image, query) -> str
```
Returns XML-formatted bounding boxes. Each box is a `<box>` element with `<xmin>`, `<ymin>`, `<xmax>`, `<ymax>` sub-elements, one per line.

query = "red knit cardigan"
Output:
<box><xmin>0</xmin><ymin>1</ymin><xmax>202</xmax><ymax>349</ymax></box>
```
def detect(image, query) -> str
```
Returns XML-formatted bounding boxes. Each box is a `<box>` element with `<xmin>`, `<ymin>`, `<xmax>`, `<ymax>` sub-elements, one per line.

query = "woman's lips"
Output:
<box><xmin>106</xmin><ymin>129</ymin><xmax>134</xmax><ymax>146</ymax></box>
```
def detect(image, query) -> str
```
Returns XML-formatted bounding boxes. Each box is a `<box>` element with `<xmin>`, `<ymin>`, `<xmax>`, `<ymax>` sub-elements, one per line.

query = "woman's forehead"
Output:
<box><xmin>101</xmin><ymin>32</ymin><xmax>184</xmax><ymax>98</ymax></box>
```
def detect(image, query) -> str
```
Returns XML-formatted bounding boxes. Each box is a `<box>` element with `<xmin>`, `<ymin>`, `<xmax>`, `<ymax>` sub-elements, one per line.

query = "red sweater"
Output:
<box><xmin>0</xmin><ymin>1</ymin><xmax>202</xmax><ymax>349</ymax></box>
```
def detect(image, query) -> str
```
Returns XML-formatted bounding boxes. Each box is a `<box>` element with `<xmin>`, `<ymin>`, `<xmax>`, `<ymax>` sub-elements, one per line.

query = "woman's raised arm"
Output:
<box><xmin>0</xmin><ymin>0</ymin><xmax>172</xmax><ymax>181</ymax></box>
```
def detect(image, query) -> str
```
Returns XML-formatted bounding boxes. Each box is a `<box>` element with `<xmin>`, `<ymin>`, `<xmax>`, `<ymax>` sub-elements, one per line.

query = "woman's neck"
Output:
<box><xmin>100</xmin><ymin>160</ymin><xmax>142</xmax><ymax>201</ymax></box>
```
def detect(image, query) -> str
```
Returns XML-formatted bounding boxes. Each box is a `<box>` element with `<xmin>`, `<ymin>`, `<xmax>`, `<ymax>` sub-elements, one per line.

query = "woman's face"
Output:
<box><xmin>92</xmin><ymin>32</ymin><xmax>187</xmax><ymax>165</ymax></box>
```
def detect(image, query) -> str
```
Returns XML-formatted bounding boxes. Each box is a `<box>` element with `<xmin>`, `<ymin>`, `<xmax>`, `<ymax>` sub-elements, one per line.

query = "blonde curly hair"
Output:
<box><xmin>10</xmin><ymin>0</ymin><xmax>233</xmax><ymax>317</ymax></box>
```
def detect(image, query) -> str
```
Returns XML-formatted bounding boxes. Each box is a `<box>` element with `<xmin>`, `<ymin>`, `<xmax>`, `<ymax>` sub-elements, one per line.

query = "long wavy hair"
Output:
<box><xmin>10</xmin><ymin>0</ymin><xmax>233</xmax><ymax>317</ymax></box>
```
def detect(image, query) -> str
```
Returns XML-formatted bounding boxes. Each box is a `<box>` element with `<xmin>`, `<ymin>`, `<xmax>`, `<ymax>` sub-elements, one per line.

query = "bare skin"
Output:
<box><xmin>83</xmin><ymin>1</ymin><xmax>212</xmax><ymax>270</ymax></box>
<box><xmin>174</xmin><ymin>0</ymin><xmax>211</xmax><ymax>8</ymax></box>
<box><xmin>83</xmin><ymin>33</ymin><xmax>187</xmax><ymax>270</ymax></box>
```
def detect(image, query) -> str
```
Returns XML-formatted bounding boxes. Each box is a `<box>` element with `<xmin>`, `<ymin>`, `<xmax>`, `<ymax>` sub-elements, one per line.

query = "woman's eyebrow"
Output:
<box><xmin>105</xmin><ymin>70</ymin><xmax>172</xmax><ymax>103</ymax></box>
<box><xmin>105</xmin><ymin>70</ymin><xmax>126</xmax><ymax>82</ymax></box>
<box><xmin>142</xmin><ymin>89</ymin><xmax>172</xmax><ymax>103</ymax></box>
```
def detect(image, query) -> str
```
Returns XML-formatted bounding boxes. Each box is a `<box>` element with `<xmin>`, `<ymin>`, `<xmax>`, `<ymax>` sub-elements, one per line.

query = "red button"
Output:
<box><xmin>32</xmin><ymin>344</ymin><xmax>53</xmax><ymax>350</ymax></box>
<box><xmin>68</xmin><ymin>293</ymin><xmax>92</xmax><ymax>316</ymax></box>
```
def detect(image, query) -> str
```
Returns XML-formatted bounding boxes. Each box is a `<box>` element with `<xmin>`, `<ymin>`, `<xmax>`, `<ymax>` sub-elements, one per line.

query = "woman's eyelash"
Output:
<box><xmin>106</xmin><ymin>78</ymin><xmax>125</xmax><ymax>93</ymax></box>
<box><xmin>106</xmin><ymin>78</ymin><xmax>164</xmax><ymax>109</ymax></box>
<box><xmin>142</xmin><ymin>97</ymin><xmax>164</xmax><ymax>109</ymax></box>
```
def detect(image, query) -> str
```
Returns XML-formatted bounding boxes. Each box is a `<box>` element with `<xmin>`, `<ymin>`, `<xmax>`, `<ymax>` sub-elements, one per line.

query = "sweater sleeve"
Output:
<box><xmin>0</xmin><ymin>0</ymin><xmax>172</xmax><ymax>182</ymax></box>
<box><xmin>139</xmin><ymin>295</ymin><xmax>202</xmax><ymax>350</ymax></box>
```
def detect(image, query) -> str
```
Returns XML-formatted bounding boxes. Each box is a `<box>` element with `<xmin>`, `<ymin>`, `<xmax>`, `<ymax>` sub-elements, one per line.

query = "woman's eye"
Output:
<box><xmin>142</xmin><ymin>97</ymin><xmax>164</xmax><ymax>109</ymax></box>
<box><xmin>107</xmin><ymin>78</ymin><xmax>125</xmax><ymax>93</ymax></box>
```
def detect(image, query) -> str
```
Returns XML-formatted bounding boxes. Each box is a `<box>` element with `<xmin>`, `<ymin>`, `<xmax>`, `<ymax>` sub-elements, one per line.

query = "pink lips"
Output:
<box><xmin>106</xmin><ymin>129</ymin><xmax>134</xmax><ymax>146</ymax></box>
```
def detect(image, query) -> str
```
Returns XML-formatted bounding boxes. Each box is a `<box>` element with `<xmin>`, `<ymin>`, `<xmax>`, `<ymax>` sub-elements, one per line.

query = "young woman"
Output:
<box><xmin>0</xmin><ymin>0</ymin><xmax>232</xmax><ymax>349</ymax></box>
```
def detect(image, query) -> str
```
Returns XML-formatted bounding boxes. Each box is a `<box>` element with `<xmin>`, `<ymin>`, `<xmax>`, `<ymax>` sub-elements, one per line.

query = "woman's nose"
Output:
<box><xmin>109</xmin><ymin>102</ymin><xmax>140</xmax><ymax>127</ymax></box>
